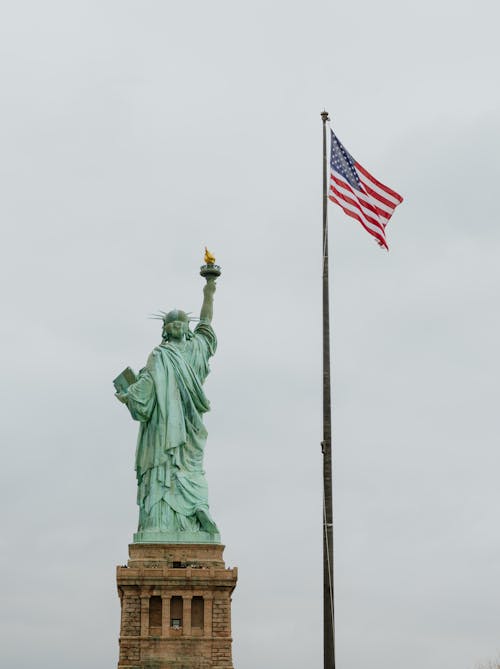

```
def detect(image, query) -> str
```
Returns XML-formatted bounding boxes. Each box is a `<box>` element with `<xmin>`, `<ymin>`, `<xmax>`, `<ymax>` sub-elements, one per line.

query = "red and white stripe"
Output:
<box><xmin>329</xmin><ymin>161</ymin><xmax>403</xmax><ymax>250</ymax></box>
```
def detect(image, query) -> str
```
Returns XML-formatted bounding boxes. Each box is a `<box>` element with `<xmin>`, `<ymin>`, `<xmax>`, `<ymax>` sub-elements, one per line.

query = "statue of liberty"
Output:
<box><xmin>114</xmin><ymin>251</ymin><xmax>221</xmax><ymax>543</ymax></box>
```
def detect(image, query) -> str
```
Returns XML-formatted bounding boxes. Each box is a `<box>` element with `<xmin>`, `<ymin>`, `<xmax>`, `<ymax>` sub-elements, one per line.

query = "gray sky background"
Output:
<box><xmin>1</xmin><ymin>1</ymin><xmax>499</xmax><ymax>668</ymax></box>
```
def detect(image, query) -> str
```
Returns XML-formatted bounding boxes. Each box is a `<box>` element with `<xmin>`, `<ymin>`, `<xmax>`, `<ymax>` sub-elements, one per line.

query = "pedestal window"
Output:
<box><xmin>170</xmin><ymin>595</ymin><xmax>183</xmax><ymax>629</ymax></box>
<box><xmin>191</xmin><ymin>596</ymin><xmax>204</xmax><ymax>629</ymax></box>
<box><xmin>149</xmin><ymin>596</ymin><xmax>162</xmax><ymax>635</ymax></box>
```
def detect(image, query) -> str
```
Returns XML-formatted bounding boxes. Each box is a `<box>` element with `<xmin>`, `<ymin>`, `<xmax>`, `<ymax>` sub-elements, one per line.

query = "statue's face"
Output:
<box><xmin>162</xmin><ymin>310</ymin><xmax>189</xmax><ymax>341</ymax></box>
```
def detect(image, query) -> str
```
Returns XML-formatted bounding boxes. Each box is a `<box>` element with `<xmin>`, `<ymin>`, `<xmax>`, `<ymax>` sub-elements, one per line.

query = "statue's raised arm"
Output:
<box><xmin>199</xmin><ymin>247</ymin><xmax>221</xmax><ymax>324</ymax></box>
<box><xmin>200</xmin><ymin>277</ymin><xmax>216</xmax><ymax>323</ymax></box>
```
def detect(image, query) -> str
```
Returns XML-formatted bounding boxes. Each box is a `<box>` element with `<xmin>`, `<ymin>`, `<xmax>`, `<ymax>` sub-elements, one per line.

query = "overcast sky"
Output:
<box><xmin>1</xmin><ymin>1</ymin><xmax>499</xmax><ymax>668</ymax></box>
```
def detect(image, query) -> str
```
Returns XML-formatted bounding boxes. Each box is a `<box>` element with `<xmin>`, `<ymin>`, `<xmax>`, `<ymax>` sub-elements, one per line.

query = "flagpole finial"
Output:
<box><xmin>321</xmin><ymin>110</ymin><xmax>330</xmax><ymax>123</ymax></box>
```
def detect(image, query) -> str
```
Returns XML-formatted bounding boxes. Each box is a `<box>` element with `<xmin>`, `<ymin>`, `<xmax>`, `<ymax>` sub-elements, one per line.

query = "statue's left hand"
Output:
<box><xmin>115</xmin><ymin>391</ymin><xmax>128</xmax><ymax>404</ymax></box>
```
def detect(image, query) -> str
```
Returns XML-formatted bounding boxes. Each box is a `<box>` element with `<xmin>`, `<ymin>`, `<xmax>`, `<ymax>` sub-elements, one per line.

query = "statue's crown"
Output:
<box><xmin>150</xmin><ymin>310</ymin><xmax>198</xmax><ymax>324</ymax></box>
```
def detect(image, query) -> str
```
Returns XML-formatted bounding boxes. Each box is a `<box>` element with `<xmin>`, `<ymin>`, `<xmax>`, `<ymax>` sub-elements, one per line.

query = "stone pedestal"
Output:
<box><xmin>117</xmin><ymin>544</ymin><xmax>238</xmax><ymax>669</ymax></box>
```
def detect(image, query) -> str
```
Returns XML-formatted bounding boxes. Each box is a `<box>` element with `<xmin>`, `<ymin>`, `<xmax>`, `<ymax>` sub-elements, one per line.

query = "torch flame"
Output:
<box><xmin>204</xmin><ymin>247</ymin><xmax>216</xmax><ymax>264</ymax></box>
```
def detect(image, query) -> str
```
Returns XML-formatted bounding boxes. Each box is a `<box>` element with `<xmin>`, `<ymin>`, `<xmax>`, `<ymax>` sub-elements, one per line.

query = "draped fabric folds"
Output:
<box><xmin>124</xmin><ymin>322</ymin><xmax>218</xmax><ymax>534</ymax></box>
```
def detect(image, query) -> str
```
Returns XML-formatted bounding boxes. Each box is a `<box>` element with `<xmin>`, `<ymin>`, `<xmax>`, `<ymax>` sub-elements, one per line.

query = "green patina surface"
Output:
<box><xmin>115</xmin><ymin>264</ymin><xmax>222</xmax><ymax>544</ymax></box>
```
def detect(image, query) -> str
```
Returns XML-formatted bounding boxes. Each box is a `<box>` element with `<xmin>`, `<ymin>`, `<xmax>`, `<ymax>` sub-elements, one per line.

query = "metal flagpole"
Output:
<box><xmin>321</xmin><ymin>109</ymin><xmax>335</xmax><ymax>669</ymax></box>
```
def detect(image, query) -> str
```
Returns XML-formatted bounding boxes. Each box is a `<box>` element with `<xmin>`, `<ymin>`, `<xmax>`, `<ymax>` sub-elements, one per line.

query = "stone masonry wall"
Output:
<box><xmin>119</xmin><ymin>590</ymin><xmax>141</xmax><ymax>666</ymax></box>
<box><xmin>211</xmin><ymin>597</ymin><xmax>232</xmax><ymax>667</ymax></box>
<box><xmin>116</xmin><ymin>544</ymin><xmax>237</xmax><ymax>669</ymax></box>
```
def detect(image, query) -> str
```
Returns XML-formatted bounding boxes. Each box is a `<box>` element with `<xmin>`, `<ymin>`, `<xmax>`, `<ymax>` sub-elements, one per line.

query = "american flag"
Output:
<box><xmin>328</xmin><ymin>129</ymin><xmax>403</xmax><ymax>250</ymax></box>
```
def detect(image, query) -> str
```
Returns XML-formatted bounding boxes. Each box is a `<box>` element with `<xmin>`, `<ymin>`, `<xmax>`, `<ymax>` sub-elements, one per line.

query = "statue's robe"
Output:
<box><xmin>124</xmin><ymin>322</ymin><xmax>218</xmax><ymax>534</ymax></box>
